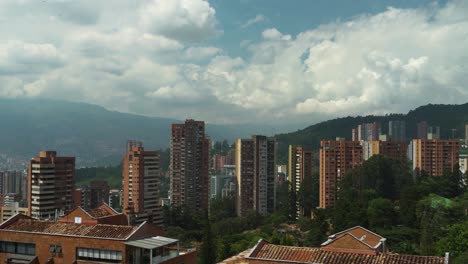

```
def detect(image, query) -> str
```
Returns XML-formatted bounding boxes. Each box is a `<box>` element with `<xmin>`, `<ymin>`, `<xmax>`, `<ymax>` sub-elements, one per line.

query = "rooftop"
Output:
<box><xmin>1</xmin><ymin>217</ymin><xmax>138</xmax><ymax>240</ymax></box>
<box><xmin>220</xmin><ymin>239</ymin><xmax>447</xmax><ymax>264</ymax></box>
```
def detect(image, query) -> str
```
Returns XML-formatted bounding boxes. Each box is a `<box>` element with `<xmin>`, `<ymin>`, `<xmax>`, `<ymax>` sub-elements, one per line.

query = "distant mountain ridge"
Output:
<box><xmin>274</xmin><ymin>103</ymin><xmax>468</xmax><ymax>163</ymax></box>
<box><xmin>0</xmin><ymin>98</ymin><xmax>298</xmax><ymax>166</ymax></box>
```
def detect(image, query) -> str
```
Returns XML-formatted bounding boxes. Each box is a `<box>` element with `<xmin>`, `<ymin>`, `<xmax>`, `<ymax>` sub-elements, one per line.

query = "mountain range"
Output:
<box><xmin>0</xmin><ymin>98</ymin><xmax>301</xmax><ymax>167</ymax></box>
<box><xmin>1</xmin><ymin>98</ymin><xmax>467</xmax><ymax>167</ymax></box>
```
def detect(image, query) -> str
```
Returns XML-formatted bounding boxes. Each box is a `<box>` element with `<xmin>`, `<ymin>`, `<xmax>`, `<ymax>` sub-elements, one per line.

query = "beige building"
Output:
<box><xmin>0</xmin><ymin>203</ymin><xmax>28</xmax><ymax>222</ymax></box>
<box><xmin>123</xmin><ymin>146</ymin><xmax>162</xmax><ymax>226</ymax></box>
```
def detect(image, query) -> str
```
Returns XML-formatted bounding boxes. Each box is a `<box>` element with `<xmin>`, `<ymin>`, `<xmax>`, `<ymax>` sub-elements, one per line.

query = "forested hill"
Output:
<box><xmin>0</xmin><ymin>98</ymin><xmax>298</xmax><ymax>167</ymax></box>
<box><xmin>275</xmin><ymin>103</ymin><xmax>468</xmax><ymax>162</ymax></box>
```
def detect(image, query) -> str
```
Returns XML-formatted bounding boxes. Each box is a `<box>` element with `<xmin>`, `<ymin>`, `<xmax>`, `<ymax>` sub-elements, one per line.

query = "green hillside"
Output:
<box><xmin>275</xmin><ymin>103</ymin><xmax>468</xmax><ymax>163</ymax></box>
<box><xmin>0</xmin><ymin>98</ymin><xmax>299</xmax><ymax>167</ymax></box>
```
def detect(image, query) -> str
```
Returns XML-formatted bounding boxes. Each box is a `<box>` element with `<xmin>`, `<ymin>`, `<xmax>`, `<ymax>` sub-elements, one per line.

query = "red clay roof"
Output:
<box><xmin>2</xmin><ymin>218</ymin><xmax>138</xmax><ymax>240</ymax></box>
<box><xmin>220</xmin><ymin>240</ymin><xmax>446</xmax><ymax>264</ymax></box>
<box><xmin>87</xmin><ymin>207</ymin><xmax>114</xmax><ymax>218</ymax></box>
<box><xmin>324</xmin><ymin>226</ymin><xmax>384</xmax><ymax>248</ymax></box>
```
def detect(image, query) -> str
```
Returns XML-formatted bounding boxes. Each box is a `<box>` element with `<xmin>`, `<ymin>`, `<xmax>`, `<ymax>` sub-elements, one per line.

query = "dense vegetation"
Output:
<box><xmin>164</xmin><ymin>155</ymin><xmax>467</xmax><ymax>264</ymax></box>
<box><xmin>275</xmin><ymin>103</ymin><xmax>468</xmax><ymax>163</ymax></box>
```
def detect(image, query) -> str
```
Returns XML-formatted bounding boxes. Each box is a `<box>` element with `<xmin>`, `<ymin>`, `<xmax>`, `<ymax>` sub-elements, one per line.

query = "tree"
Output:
<box><xmin>367</xmin><ymin>198</ymin><xmax>395</xmax><ymax>229</ymax></box>
<box><xmin>436</xmin><ymin>221</ymin><xmax>468</xmax><ymax>264</ymax></box>
<box><xmin>199</xmin><ymin>211</ymin><xmax>216</xmax><ymax>264</ymax></box>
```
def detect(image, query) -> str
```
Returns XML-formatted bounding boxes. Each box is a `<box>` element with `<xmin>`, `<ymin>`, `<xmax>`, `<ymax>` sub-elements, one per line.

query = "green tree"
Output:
<box><xmin>436</xmin><ymin>221</ymin><xmax>468</xmax><ymax>263</ymax></box>
<box><xmin>367</xmin><ymin>198</ymin><xmax>395</xmax><ymax>229</ymax></box>
<box><xmin>199</xmin><ymin>211</ymin><xmax>216</xmax><ymax>264</ymax></box>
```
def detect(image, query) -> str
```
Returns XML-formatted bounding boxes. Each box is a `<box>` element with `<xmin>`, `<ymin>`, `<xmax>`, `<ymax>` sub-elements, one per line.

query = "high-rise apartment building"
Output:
<box><xmin>412</xmin><ymin>139</ymin><xmax>459</xmax><ymax>176</ymax></box>
<box><xmin>170</xmin><ymin>120</ymin><xmax>210</xmax><ymax>211</ymax></box>
<box><xmin>123</xmin><ymin>146</ymin><xmax>162</xmax><ymax>225</ymax></box>
<box><xmin>235</xmin><ymin>135</ymin><xmax>276</xmax><ymax>217</ymax></box>
<box><xmin>417</xmin><ymin>121</ymin><xmax>428</xmax><ymax>139</ymax></box>
<box><xmin>28</xmin><ymin>151</ymin><xmax>75</xmax><ymax>220</ymax></box>
<box><xmin>288</xmin><ymin>146</ymin><xmax>313</xmax><ymax>218</ymax></box>
<box><xmin>427</xmin><ymin>126</ymin><xmax>441</xmax><ymax>140</ymax></box>
<box><xmin>89</xmin><ymin>180</ymin><xmax>110</xmax><ymax>209</ymax></box>
<box><xmin>362</xmin><ymin>141</ymin><xmax>408</xmax><ymax>162</ymax></box>
<box><xmin>126</xmin><ymin>140</ymin><xmax>143</xmax><ymax>154</ymax></box>
<box><xmin>388</xmin><ymin>121</ymin><xmax>406</xmax><ymax>142</ymax></box>
<box><xmin>319</xmin><ymin>140</ymin><xmax>363</xmax><ymax>208</ymax></box>
<box><xmin>353</xmin><ymin>123</ymin><xmax>381</xmax><ymax>141</ymax></box>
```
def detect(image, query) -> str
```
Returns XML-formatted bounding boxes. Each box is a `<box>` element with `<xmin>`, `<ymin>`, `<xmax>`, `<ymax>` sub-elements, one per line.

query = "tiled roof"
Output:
<box><xmin>2</xmin><ymin>218</ymin><xmax>138</xmax><ymax>240</ymax></box>
<box><xmin>220</xmin><ymin>240</ymin><xmax>446</xmax><ymax>264</ymax></box>
<box><xmin>323</xmin><ymin>226</ymin><xmax>384</xmax><ymax>249</ymax></box>
<box><xmin>87</xmin><ymin>207</ymin><xmax>113</xmax><ymax>218</ymax></box>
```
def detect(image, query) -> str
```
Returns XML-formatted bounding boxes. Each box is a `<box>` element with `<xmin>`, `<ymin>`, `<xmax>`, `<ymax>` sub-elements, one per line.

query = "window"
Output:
<box><xmin>77</xmin><ymin>248</ymin><xmax>122</xmax><ymax>263</ymax></box>
<box><xmin>0</xmin><ymin>241</ymin><xmax>35</xmax><ymax>255</ymax></box>
<box><xmin>74</xmin><ymin>217</ymin><xmax>82</xmax><ymax>224</ymax></box>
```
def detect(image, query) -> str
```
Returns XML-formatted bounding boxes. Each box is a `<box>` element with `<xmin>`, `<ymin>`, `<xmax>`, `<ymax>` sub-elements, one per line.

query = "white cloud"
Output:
<box><xmin>241</xmin><ymin>14</ymin><xmax>268</xmax><ymax>28</ymax></box>
<box><xmin>0</xmin><ymin>0</ymin><xmax>467</xmax><ymax>124</ymax></box>
<box><xmin>261</xmin><ymin>28</ymin><xmax>291</xmax><ymax>41</ymax></box>
<box><xmin>185</xmin><ymin>47</ymin><xmax>221</xmax><ymax>61</ymax></box>
<box><xmin>139</xmin><ymin>0</ymin><xmax>220</xmax><ymax>42</ymax></box>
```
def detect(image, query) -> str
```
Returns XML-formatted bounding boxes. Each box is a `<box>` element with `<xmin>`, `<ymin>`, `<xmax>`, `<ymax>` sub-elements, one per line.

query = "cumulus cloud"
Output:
<box><xmin>0</xmin><ymin>0</ymin><xmax>467</xmax><ymax>124</ymax></box>
<box><xmin>241</xmin><ymin>14</ymin><xmax>268</xmax><ymax>28</ymax></box>
<box><xmin>139</xmin><ymin>0</ymin><xmax>220</xmax><ymax>42</ymax></box>
<box><xmin>261</xmin><ymin>28</ymin><xmax>292</xmax><ymax>41</ymax></box>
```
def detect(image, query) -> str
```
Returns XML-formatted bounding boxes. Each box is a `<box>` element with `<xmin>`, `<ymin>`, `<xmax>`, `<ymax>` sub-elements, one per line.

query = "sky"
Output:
<box><xmin>0</xmin><ymin>0</ymin><xmax>467</xmax><ymax>126</ymax></box>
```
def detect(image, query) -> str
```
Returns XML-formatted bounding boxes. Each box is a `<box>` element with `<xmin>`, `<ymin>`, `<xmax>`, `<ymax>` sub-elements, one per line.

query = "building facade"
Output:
<box><xmin>169</xmin><ymin>120</ymin><xmax>210</xmax><ymax>211</ymax></box>
<box><xmin>288</xmin><ymin>145</ymin><xmax>313</xmax><ymax>218</ymax></box>
<box><xmin>319</xmin><ymin>140</ymin><xmax>363</xmax><ymax>208</ymax></box>
<box><xmin>27</xmin><ymin>151</ymin><xmax>75</xmax><ymax>220</ymax></box>
<box><xmin>0</xmin><ymin>214</ymin><xmax>196</xmax><ymax>264</ymax></box>
<box><xmin>123</xmin><ymin>146</ymin><xmax>162</xmax><ymax>226</ymax></box>
<box><xmin>417</xmin><ymin>121</ymin><xmax>428</xmax><ymax>139</ymax></box>
<box><xmin>412</xmin><ymin>139</ymin><xmax>460</xmax><ymax>176</ymax></box>
<box><xmin>235</xmin><ymin>135</ymin><xmax>276</xmax><ymax>217</ymax></box>
<box><xmin>388</xmin><ymin>120</ymin><xmax>406</xmax><ymax>142</ymax></box>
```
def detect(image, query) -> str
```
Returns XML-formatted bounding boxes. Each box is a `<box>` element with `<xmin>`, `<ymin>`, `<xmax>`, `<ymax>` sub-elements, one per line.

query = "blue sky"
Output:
<box><xmin>210</xmin><ymin>0</ymin><xmax>446</xmax><ymax>57</ymax></box>
<box><xmin>0</xmin><ymin>0</ymin><xmax>465</xmax><ymax>126</ymax></box>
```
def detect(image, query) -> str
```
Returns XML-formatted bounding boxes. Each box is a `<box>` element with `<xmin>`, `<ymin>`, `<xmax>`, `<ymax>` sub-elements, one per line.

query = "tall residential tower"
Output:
<box><xmin>28</xmin><ymin>151</ymin><xmax>75</xmax><ymax>220</ymax></box>
<box><xmin>123</xmin><ymin>146</ymin><xmax>162</xmax><ymax>225</ymax></box>
<box><xmin>235</xmin><ymin>135</ymin><xmax>276</xmax><ymax>217</ymax></box>
<box><xmin>288</xmin><ymin>146</ymin><xmax>313</xmax><ymax>218</ymax></box>
<box><xmin>319</xmin><ymin>140</ymin><xmax>362</xmax><ymax>208</ymax></box>
<box><xmin>170</xmin><ymin>120</ymin><xmax>210</xmax><ymax>211</ymax></box>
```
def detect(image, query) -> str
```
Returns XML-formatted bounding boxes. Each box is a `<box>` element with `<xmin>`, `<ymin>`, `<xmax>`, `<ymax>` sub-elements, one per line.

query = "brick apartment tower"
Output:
<box><xmin>28</xmin><ymin>151</ymin><xmax>75</xmax><ymax>220</ymax></box>
<box><xmin>288</xmin><ymin>145</ymin><xmax>313</xmax><ymax>218</ymax></box>
<box><xmin>89</xmin><ymin>180</ymin><xmax>110</xmax><ymax>209</ymax></box>
<box><xmin>122</xmin><ymin>146</ymin><xmax>162</xmax><ymax>226</ymax></box>
<box><xmin>363</xmin><ymin>141</ymin><xmax>408</xmax><ymax>162</ymax></box>
<box><xmin>319</xmin><ymin>140</ymin><xmax>363</xmax><ymax>208</ymax></box>
<box><xmin>170</xmin><ymin>120</ymin><xmax>210</xmax><ymax>211</ymax></box>
<box><xmin>412</xmin><ymin>139</ymin><xmax>460</xmax><ymax>176</ymax></box>
<box><xmin>235</xmin><ymin>135</ymin><xmax>276</xmax><ymax>217</ymax></box>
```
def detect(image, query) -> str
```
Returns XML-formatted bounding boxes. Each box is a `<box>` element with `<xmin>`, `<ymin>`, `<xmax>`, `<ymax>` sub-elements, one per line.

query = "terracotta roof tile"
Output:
<box><xmin>87</xmin><ymin>207</ymin><xmax>113</xmax><ymax>218</ymax></box>
<box><xmin>221</xmin><ymin>240</ymin><xmax>446</xmax><ymax>264</ymax></box>
<box><xmin>3</xmin><ymin>219</ymin><xmax>137</xmax><ymax>240</ymax></box>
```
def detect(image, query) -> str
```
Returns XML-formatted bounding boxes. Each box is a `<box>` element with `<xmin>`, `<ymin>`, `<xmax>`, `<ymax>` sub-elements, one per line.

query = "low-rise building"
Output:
<box><xmin>220</xmin><ymin>226</ymin><xmax>447</xmax><ymax>264</ymax></box>
<box><xmin>0</xmin><ymin>214</ymin><xmax>196</xmax><ymax>264</ymax></box>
